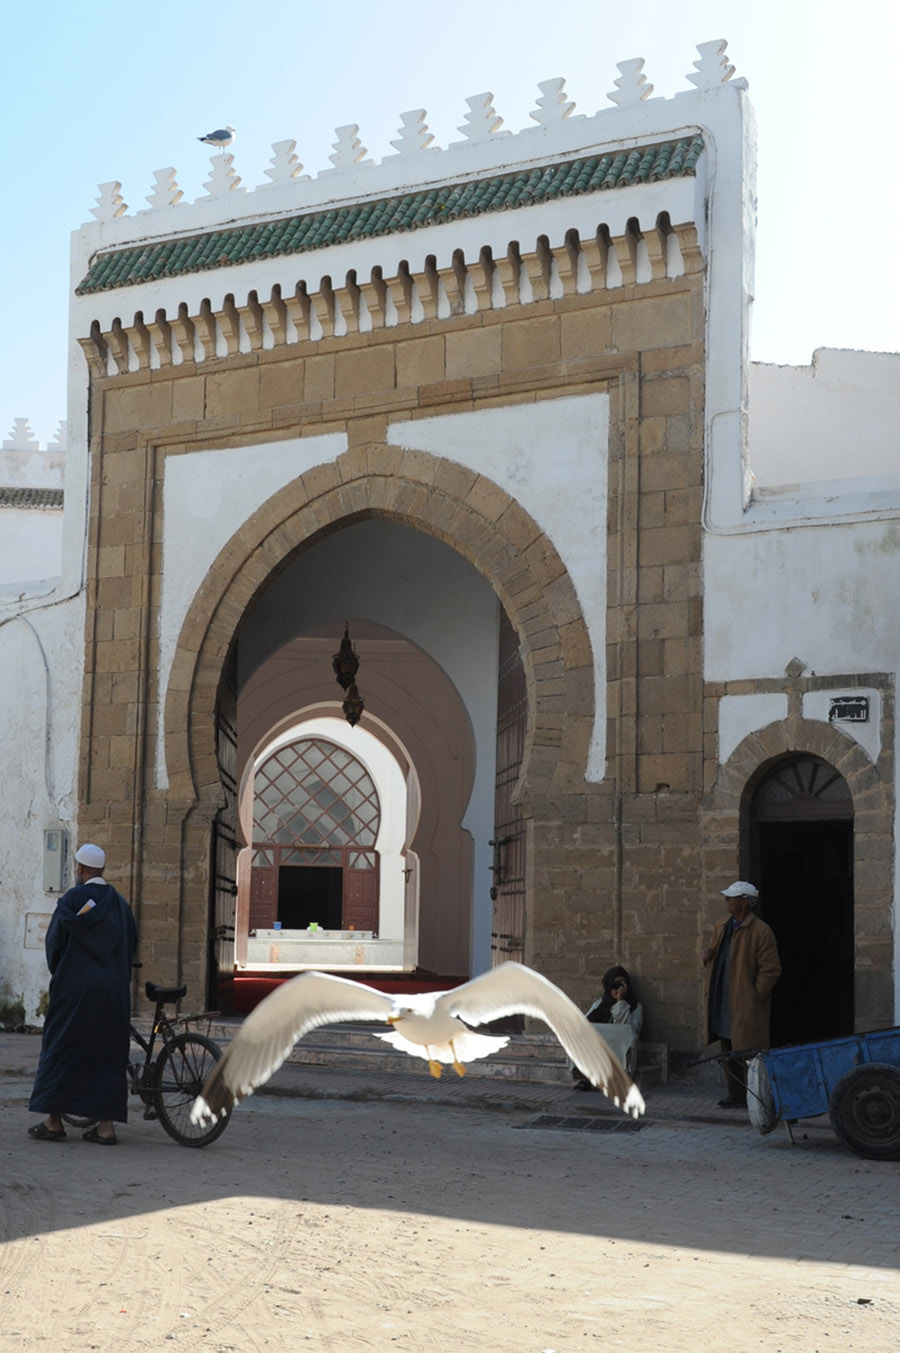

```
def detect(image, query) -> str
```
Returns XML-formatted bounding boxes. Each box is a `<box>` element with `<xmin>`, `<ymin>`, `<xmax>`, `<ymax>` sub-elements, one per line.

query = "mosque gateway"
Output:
<box><xmin>1</xmin><ymin>41</ymin><xmax>897</xmax><ymax>1059</ymax></box>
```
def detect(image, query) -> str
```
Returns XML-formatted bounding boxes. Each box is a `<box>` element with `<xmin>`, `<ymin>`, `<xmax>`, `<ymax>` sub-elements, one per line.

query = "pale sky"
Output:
<box><xmin>2</xmin><ymin>0</ymin><xmax>898</xmax><ymax>446</ymax></box>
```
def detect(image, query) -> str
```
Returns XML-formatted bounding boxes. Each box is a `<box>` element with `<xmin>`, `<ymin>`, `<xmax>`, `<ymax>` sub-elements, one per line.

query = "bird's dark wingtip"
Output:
<box><xmin>190</xmin><ymin>1082</ymin><xmax>236</xmax><ymax>1125</ymax></box>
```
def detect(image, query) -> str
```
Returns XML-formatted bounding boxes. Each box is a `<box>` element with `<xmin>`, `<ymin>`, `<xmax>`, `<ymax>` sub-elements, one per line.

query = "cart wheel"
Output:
<box><xmin>829</xmin><ymin>1063</ymin><xmax>900</xmax><ymax>1161</ymax></box>
<box><xmin>747</xmin><ymin>1056</ymin><xmax>778</xmax><ymax>1135</ymax></box>
<box><xmin>152</xmin><ymin>1032</ymin><xmax>231</xmax><ymax>1147</ymax></box>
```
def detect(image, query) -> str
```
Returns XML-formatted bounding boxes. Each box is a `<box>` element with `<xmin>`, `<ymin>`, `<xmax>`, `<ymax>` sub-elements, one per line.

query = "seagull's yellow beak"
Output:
<box><xmin>386</xmin><ymin>1014</ymin><xmax>398</xmax><ymax>1024</ymax></box>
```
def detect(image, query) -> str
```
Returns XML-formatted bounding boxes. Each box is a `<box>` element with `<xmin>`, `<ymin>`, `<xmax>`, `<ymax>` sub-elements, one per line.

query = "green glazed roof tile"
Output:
<box><xmin>0</xmin><ymin>486</ymin><xmax>64</xmax><ymax>508</ymax></box>
<box><xmin>77</xmin><ymin>135</ymin><xmax>704</xmax><ymax>295</ymax></box>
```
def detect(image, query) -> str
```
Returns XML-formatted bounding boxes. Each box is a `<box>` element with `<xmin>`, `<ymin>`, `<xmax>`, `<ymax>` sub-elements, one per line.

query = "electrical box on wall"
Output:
<box><xmin>43</xmin><ymin>828</ymin><xmax>69</xmax><ymax>893</ymax></box>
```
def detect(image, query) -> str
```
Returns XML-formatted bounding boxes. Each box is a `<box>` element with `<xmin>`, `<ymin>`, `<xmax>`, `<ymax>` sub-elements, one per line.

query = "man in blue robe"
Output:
<box><xmin>28</xmin><ymin>843</ymin><xmax>137</xmax><ymax>1144</ymax></box>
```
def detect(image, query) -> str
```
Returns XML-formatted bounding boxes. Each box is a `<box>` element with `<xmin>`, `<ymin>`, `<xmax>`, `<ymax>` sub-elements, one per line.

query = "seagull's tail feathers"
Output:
<box><xmin>450</xmin><ymin>1029</ymin><xmax>510</xmax><ymax>1063</ymax></box>
<box><xmin>373</xmin><ymin>1028</ymin><xmax>509</xmax><ymax>1064</ymax></box>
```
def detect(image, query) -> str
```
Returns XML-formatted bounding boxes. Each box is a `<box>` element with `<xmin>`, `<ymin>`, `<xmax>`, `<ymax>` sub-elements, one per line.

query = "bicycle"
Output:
<box><xmin>63</xmin><ymin>981</ymin><xmax>232</xmax><ymax>1148</ymax></box>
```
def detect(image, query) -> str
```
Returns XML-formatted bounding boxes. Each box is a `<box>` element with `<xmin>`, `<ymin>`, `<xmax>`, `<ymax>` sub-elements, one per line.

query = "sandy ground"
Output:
<box><xmin>1</xmin><ymin>1082</ymin><xmax>899</xmax><ymax>1352</ymax></box>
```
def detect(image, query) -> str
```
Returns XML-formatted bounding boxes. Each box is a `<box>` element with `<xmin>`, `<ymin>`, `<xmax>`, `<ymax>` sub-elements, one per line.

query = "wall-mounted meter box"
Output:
<box><xmin>43</xmin><ymin>828</ymin><xmax>69</xmax><ymax>893</ymax></box>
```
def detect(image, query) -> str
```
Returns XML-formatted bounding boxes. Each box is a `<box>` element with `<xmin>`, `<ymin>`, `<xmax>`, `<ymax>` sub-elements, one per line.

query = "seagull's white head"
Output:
<box><xmin>387</xmin><ymin>993</ymin><xmax>435</xmax><ymax>1025</ymax></box>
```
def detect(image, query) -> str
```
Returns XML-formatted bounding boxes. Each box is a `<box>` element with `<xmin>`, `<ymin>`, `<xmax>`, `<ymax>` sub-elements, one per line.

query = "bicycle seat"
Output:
<box><xmin>145</xmin><ymin>981</ymin><xmax>187</xmax><ymax>1004</ymax></box>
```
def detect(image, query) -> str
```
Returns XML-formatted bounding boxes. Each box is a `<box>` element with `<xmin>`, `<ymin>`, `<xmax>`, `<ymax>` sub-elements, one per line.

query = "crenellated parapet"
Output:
<box><xmin>81</xmin><ymin>43</ymin><xmax>742</xmax><ymax>231</ymax></box>
<box><xmin>0</xmin><ymin>420</ymin><xmax>67</xmax><ymax>491</ymax></box>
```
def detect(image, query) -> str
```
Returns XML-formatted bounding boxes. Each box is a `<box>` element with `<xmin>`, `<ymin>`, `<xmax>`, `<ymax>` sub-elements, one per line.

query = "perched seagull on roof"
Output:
<box><xmin>198</xmin><ymin>125</ymin><xmax>236</xmax><ymax>152</ymax></box>
<box><xmin>191</xmin><ymin>962</ymin><xmax>645</xmax><ymax>1125</ymax></box>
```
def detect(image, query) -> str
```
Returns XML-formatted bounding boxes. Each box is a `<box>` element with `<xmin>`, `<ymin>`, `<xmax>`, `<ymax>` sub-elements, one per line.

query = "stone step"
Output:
<box><xmin>159</xmin><ymin>1017</ymin><xmax>665</xmax><ymax>1086</ymax></box>
<box><xmin>209</xmin><ymin>1019</ymin><xmax>571</xmax><ymax>1082</ymax></box>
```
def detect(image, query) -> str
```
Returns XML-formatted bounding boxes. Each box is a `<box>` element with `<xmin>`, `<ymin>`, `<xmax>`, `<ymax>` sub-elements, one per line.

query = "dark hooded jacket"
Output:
<box><xmin>29</xmin><ymin>881</ymin><xmax>137</xmax><ymax>1121</ymax></box>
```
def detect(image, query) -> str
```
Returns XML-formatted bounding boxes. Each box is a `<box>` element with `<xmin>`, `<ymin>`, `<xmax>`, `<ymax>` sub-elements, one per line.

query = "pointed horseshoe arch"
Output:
<box><xmin>163</xmin><ymin>445</ymin><xmax>596</xmax><ymax>808</ymax></box>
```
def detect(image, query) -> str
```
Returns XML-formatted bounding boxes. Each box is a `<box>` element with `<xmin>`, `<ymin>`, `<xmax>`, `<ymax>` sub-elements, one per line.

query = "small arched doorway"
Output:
<box><xmin>750</xmin><ymin>754</ymin><xmax>854</xmax><ymax>1046</ymax></box>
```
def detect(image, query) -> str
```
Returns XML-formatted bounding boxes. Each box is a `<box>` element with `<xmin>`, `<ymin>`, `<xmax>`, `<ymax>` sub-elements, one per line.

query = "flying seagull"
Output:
<box><xmin>191</xmin><ymin>962</ymin><xmax>645</xmax><ymax>1124</ymax></box>
<box><xmin>198</xmin><ymin>125</ymin><xmax>236</xmax><ymax>151</ymax></box>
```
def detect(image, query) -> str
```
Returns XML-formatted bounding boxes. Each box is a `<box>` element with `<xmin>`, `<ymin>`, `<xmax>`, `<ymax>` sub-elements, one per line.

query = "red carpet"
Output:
<box><xmin>219</xmin><ymin>971</ymin><xmax>467</xmax><ymax>1015</ymax></box>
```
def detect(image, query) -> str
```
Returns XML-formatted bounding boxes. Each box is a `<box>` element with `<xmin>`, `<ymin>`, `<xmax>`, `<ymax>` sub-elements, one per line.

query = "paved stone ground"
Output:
<box><xmin>2</xmin><ymin>1029</ymin><xmax>899</xmax><ymax>1351</ymax></box>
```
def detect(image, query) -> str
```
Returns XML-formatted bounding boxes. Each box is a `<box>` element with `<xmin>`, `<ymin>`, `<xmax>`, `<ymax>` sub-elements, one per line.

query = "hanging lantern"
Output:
<box><xmin>332</xmin><ymin>624</ymin><xmax>359</xmax><ymax>691</ymax></box>
<box><xmin>342</xmin><ymin>683</ymin><xmax>365</xmax><ymax>727</ymax></box>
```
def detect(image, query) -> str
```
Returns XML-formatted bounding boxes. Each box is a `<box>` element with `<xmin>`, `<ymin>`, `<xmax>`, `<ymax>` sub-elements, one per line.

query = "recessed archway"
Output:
<box><xmin>709</xmin><ymin>713</ymin><xmax>894</xmax><ymax>1033</ymax></box>
<box><xmin>164</xmin><ymin>454</ymin><xmax>593</xmax><ymax>807</ymax></box>
<box><xmin>160</xmin><ymin>450</ymin><xmax>595</xmax><ymax>1003</ymax></box>
<box><xmin>749</xmin><ymin>753</ymin><xmax>854</xmax><ymax>1045</ymax></box>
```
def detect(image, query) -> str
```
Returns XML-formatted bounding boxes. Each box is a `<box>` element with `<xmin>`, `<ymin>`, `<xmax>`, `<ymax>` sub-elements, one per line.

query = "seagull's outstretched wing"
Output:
<box><xmin>438</xmin><ymin>962</ymin><xmax>645</xmax><ymax>1117</ymax></box>
<box><xmin>191</xmin><ymin>971</ymin><xmax>393</xmax><ymax>1123</ymax></box>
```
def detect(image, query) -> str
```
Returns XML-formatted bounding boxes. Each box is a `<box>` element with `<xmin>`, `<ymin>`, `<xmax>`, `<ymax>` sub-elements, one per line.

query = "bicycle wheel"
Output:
<box><xmin>152</xmin><ymin>1032</ymin><xmax>231</xmax><ymax>1147</ymax></box>
<box><xmin>61</xmin><ymin>1114</ymin><xmax>97</xmax><ymax>1129</ymax></box>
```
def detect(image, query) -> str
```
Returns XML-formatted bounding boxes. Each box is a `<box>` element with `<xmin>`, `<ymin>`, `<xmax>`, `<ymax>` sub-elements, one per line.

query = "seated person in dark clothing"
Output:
<box><xmin>573</xmin><ymin>965</ymin><xmax>644</xmax><ymax>1089</ymax></box>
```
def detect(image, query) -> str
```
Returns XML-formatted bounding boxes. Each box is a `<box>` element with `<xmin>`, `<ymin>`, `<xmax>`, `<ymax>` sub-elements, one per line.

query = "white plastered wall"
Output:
<box><xmin>0</xmin><ymin>599</ymin><xmax>84</xmax><ymax>1021</ymax></box>
<box><xmin>0</xmin><ymin>509</ymin><xmax>65</xmax><ymax>596</ymax></box>
<box><xmin>157</xmin><ymin>431</ymin><xmax>346</xmax><ymax>789</ymax></box>
<box><xmin>749</xmin><ymin>350</ymin><xmax>900</xmax><ymax>491</ymax></box>
<box><xmin>386</xmin><ymin>394</ymin><xmax>610</xmax><ymax>777</ymax></box>
<box><xmin>709</xmin><ymin>347</ymin><xmax>900</xmax><ymax>1020</ymax></box>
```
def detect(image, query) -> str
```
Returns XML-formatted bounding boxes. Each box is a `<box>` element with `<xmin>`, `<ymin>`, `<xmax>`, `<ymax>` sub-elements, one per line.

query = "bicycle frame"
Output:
<box><xmin>64</xmin><ymin>979</ymin><xmax>230</xmax><ymax>1147</ymax></box>
<box><xmin>128</xmin><ymin>1000</ymin><xmax>178</xmax><ymax>1105</ymax></box>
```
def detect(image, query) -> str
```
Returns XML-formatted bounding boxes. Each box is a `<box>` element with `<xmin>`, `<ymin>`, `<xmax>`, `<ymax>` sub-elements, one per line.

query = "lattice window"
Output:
<box><xmin>752</xmin><ymin>755</ymin><xmax>852</xmax><ymax>822</ymax></box>
<box><xmin>253</xmin><ymin>738</ymin><xmax>381</xmax><ymax>848</ymax></box>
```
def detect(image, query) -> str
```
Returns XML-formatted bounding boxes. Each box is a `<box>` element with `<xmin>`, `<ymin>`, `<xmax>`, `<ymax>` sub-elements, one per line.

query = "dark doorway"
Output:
<box><xmin>751</xmin><ymin>756</ymin><xmax>854</xmax><ymax>1047</ymax></box>
<box><xmin>278</xmin><ymin>866</ymin><xmax>343</xmax><ymax>930</ymax></box>
<box><xmin>491</xmin><ymin>607</ymin><xmax>527</xmax><ymax>968</ymax></box>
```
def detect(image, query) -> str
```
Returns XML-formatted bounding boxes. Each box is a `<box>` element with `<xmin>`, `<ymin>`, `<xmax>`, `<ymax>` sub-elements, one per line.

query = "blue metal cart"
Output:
<box><xmin>748</xmin><ymin>1027</ymin><xmax>900</xmax><ymax>1160</ymax></box>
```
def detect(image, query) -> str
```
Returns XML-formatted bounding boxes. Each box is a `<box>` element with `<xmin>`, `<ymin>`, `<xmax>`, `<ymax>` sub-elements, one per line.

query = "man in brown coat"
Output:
<box><xmin>703</xmin><ymin>881</ymin><xmax>781</xmax><ymax>1107</ymax></box>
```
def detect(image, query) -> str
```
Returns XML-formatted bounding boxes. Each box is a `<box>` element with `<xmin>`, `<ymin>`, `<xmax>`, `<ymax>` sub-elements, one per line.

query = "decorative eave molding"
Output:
<box><xmin>77</xmin><ymin>213</ymin><xmax>703</xmax><ymax>379</ymax></box>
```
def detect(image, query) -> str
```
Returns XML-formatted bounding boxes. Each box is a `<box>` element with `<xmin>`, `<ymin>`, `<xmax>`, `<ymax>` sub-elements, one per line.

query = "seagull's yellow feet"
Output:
<box><xmin>428</xmin><ymin>1059</ymin><xmax>443</xmax><ymax>1079</ymax></box>
<box><xmin>449</xmin><ymin>1042</ymin><xmax>466</xmax><ymax>1077</ymax></box>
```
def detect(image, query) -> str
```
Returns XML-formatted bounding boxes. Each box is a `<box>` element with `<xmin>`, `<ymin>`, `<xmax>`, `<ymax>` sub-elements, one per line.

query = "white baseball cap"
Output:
<box><xmin>75</xmin><ymin>843</ymin><xmax>106</xmax><ymax>869</ymax></box>
<box><xmin>721</xmin><ymin>880</ymin><xmax>758</xmax><ymax>899</ymax></box>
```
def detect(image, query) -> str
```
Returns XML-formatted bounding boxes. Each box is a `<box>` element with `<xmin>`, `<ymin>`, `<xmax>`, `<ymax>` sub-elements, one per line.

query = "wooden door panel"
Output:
<box><xmin>249</xmin><ymin>866</ymin><xmax>278</xmax><ymax>930</ymax></box>
<box><xmin>343</xmin><ymin>855</ymin><xmax>379</xmax><ymax>932</ymax></box>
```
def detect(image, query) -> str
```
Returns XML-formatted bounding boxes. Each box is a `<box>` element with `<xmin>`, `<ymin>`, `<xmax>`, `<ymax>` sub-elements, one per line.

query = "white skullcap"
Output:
<box><xmin>721</xmin><ymin>880</ymin><xmax>758</xmax><ymax>899</ymax></box>
<box><xmin>75</xmin><ymin>843</ymin><xmax>106</xmax><ymax>869</ymax></box>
